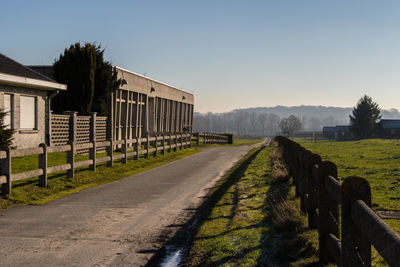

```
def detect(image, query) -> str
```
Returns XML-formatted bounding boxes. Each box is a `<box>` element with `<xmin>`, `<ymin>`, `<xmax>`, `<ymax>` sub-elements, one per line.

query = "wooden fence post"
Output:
<box><xmin>318</xmin><ymin>161</ymin><xmax>340</xmax><ymax>264</ymax></box>
<box><xmin>154</xmin><ymin>135</ymin><xmax>158</xmax><ymax>157</ymax></box>
<box><xmin>341</xmin><ymin>176</ymin><xmax>371</xmax><ymax>267</ymax></box>
<box><xmin>107</xmin><ymin>139</ymin><xmax>114</xmax><ymax>167</ymax></box>
<box><xmin>299</xmin><ymin>150</ymin><xmax>310</xmax><ymax>213</ymax></box>
<box><xmin>168</xmin><ymin>134</ymin><xmax>172</xmax><ymax>152</ymax></box>
<box><xmin>134</xmin><ymin>137</ymin><xmax>139</xmax><ymax>160</ymax></box>
<box><xmin>196</xmin><ymin>132</ymin><xmax>199</xmax><ymax>146</ymax></box>
<box><xmin>39</xmin><ymin>143</ymin><xmax>47</xmax><ymax>187</ymax></box>
<box><xmin>1</xmin><ymin>147</ymin><xmax>12</xmax><ymax>195</ymax></box>
<box><xmin>294</xmin><ymin>148</ymin><xmax>304</xmax><ymax>197</ymax></box>
<box><xmin>146</xmin><ymin>133</ymin><xmax>150</xmax><ymax>159</ymax></box>
<box><xmin>122</xmin><ymin>138</ymin><xmax>128</xmax><ymax>164</ymax></box>
<box><xmin>188</xmin><ymin>133</ymin><xmax>192</xmax><ymax>148</ymax></box>
<box><xmin>203</xmin><ymin>133</ymin><xmax>206</xmax><ymax>144</ymax></box>
<box><xmin>174</xmin><ymin>134</ymin><xmax>177</xmax><ymax>152</ymax></box>
<box><xmin>306</xmin><ymin>153</ymin><xmax>321</xmax><ymax>229</ymax></box>
<box><xmin>180</xmin><ymin>132</ymin><xmax>183</xmax><ymax>149</ymax></box>
<box><xmin>162</xmin><ymin>134</ymin><xmax>165</xmax><ymax>155</ymax></box>
<box><xmin>90</xmin><ymin>112</ymin><xmax>97</xmax><ymax>171</ymax></box>
<box><xmin>67</xmin><ymin>141</ymin><xmax>75</xmax><ymax>178</ymax></box>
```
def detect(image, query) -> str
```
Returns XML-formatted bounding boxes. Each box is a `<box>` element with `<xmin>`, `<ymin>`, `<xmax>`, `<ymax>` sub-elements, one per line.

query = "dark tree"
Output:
<box><xmin>91</xmin><ymin>46</ymin><xmax>120</xmax><ymax>116</ymax></box>
<box><xmin>349</xmin><ymin>95</ymin><xmax>381</xmax><ymax>139</ymax></box>
<box><xmin>0</xmin><ymin>109</ymin><xmax>14</xmax><ymax>149</ymax></box>
<box><xmin>52</xmin><ymin>43</ymin><xmax>96</xmax><ymax>115</ymax></box>
<box><xmin>279</xmin><ymin>115</ymin><xmax>302</xmax><ymax>137</ymax></box>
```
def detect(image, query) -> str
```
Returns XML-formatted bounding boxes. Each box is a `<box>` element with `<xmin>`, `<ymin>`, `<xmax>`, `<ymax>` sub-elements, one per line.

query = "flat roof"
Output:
<box><xmin>116</xmin><ymin>66</ymin><xmax>193</xmax><ymax>96</ymax></box>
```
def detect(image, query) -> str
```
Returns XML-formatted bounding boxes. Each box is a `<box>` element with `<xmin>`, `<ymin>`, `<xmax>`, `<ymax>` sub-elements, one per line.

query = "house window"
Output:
<box><xmin>3</xmin><ymin>94</ymin><xmax>12</xmax><ymax>129</ymax></box>
<box><xmin>20</xmin><ymin>96</ymin><xmax>36</xmax><ymax>130</ymax></box>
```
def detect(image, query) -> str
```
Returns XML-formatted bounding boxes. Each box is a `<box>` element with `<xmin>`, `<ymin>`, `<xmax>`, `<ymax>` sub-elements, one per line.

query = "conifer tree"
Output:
<box><xmin>349</xmin><ymin>95</ymin><xmax>381</xmax><ymax>139</ymax></box>
<box><xmin>52</xmin><ymin>43</ymin><xmax>96</xmax><ymax>115</ymax></box>
<box><xmin>52</xmin><ymin>42</ymin><xmax>120</xmax><ymax>116</ymax></box>
<box><xmin>91</xmin><ymin>46</ymin><xmax>120</xmax><ymax>116</ymax></box>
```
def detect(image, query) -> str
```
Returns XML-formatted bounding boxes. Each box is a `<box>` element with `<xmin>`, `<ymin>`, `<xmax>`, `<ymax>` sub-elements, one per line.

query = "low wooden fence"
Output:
<box><xmin>193</xmin><ymin>132</ymin><xmax>233</xmax><ymax>145</ymax></box>
<box><xmin>274</xmin><ymin>136</ymin><xmax>400</xmax><ymax>267</ymax></box>
<box><xmin>0</xmin><ymin>133</ymin><xmax>192</xmax><ymax>195</ymax></box>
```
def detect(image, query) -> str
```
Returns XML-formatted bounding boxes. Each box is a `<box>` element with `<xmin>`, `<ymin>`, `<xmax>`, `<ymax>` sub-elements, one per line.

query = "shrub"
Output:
<box><xmin>0</xmin><ymin>109</ymin><xmax>14</xmax><ymax>149</ymax></box>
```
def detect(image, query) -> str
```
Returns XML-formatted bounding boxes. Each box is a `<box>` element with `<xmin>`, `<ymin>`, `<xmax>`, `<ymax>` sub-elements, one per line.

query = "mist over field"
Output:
<box><xmin>193</xmin><ymin>105</ymin><xmax>400</xmax><ymax>137</ymax></box>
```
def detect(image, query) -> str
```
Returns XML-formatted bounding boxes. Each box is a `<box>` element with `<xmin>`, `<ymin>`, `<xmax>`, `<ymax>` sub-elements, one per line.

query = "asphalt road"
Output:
<box><xmin>0</xmin><ymin>144</ymin><xmax>260</xmax><ymax>267</ymax></box>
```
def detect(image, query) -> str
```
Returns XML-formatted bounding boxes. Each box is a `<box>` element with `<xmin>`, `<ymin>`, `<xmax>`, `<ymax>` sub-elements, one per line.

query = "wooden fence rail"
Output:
<box><xmin>274</xmin><ymin>136</ymin><xmax>400</xmax><ymax>267</ymax></box>
<box><xmin>193</xmin><ymin>132</ymin><xmax>233</xmax><ymax>145</ymax></box>
<box><xmin>0</xmin><ymin>133</ymin><xmax>192</xmax><ymax>195</ymax></box>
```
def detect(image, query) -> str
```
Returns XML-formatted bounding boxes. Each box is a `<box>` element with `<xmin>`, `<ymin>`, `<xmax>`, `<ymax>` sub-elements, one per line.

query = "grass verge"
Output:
<box><xmin>184</xmin><ymin>145</ymin><xmax>323</xmax><ymax>266</ymax></box>
<box><xmin>0</xmin><ymin>148</ymin><xmax>200</xmax><ymax>210</ymax></box>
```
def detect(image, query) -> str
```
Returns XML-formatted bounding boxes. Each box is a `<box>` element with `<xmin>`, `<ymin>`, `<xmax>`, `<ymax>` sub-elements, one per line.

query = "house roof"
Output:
<box><xmin>0</xmin><ymin>54</ymin><xmax>54</xmax><ymax>82</ymax></box>
<box><xmin>0</xmin><ymin>53</ymin><xmax>66</xmax><ymax>91</ymax></box>
<box><xmin>380</xmin><ymin>119</ymin><xmax>400</xmax><ymax>129</ymax></box>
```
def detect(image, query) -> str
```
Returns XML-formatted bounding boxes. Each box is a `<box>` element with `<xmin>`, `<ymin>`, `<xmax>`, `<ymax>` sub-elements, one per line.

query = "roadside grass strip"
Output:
<box><xmin>185</xmin><ymin>146</ymin><xmax>324</xmax><ymax>266</ymax></box>
<box><xmin>0</xmin><ymin>148</ymin><xmax>200</xmax><ymax>209</ymax></box>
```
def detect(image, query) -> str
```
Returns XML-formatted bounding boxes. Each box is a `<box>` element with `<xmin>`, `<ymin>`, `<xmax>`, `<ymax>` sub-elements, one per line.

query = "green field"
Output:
<box><xmin>295</xmin><ymin>138</ymin><xmax>400</xmax><ymax>235</ymax></box>
<box><xmin>185</xmin><ymin>146</ymin><xmax>322</xmax><ymax>266</ymax></box>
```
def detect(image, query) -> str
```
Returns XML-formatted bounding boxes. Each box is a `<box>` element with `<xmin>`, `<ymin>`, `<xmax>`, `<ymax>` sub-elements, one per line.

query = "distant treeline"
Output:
<box><xmin>193</xmin><ymin>106</ymin><xmax>400</xmax><ymax>137</ymax></box>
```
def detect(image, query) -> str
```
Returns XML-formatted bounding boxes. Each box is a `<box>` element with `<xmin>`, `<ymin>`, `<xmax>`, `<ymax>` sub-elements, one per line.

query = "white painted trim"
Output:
<box><xmin>0</xmin><ymin>73</ymin><xmax>67</xmax><ymax>91</ymax></box>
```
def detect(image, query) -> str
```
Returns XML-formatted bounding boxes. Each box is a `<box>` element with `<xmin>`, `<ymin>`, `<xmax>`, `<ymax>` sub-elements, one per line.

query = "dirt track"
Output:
<box><xmin>0</xmin><ymin>145</ymin><xmax>261</xmax><ymax>266</ymax></box>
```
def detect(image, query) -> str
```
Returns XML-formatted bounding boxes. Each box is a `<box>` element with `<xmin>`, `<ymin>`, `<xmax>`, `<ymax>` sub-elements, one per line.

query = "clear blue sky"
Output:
<box><xmin>2</xmin><ymin>1</ymin><xmax>400</xmax><ymax>113</ymax></box>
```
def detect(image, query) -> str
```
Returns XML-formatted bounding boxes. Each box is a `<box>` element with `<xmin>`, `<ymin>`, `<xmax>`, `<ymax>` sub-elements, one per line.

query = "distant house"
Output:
<box><xmin>335</xmin><ymin>125</ymin><xmax>352</xmax><ymax>141</ymax></box>
<box><xmin>322</xmin><ymin>126</ymin><xmax>336</xmax><ymax>140</ymax></box>
<box><xmin>376</xmin><ymin>119</ymin><xmax>400</xmax><ymax>139</ymax></box>
<box><xmin>0</xmin><ymin>54</ymin><xmax>66</xmax><ymax>148</ymax></box>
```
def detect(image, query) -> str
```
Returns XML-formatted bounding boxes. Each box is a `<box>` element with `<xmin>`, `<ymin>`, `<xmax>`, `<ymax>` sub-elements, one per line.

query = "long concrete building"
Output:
<box><xmin>30</xmin><ymin>65</ymin><xmax>194</xmax><ymax>142</ymax></box>
<box><xmin>113</xmin><ymin>67</ymin><xmax>194</xmax><ymax>140</ymax></box>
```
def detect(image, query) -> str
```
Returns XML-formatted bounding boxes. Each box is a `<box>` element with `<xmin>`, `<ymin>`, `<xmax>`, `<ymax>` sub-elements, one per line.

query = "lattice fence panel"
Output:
<box><xmin>51</xmin><ymin>114</ymin><xmax>109</xmax><ymax>154</ymax></box>
<box><xmin>96</xmin><ymin>116</ymin><xmax>107</xmax><ymax>142</ymax></box>
<box><xmin>96</xmin><ymin>116</ymin><xmax>107</xmax><ymax>152</ymax></box>
<box><xmin>50</xmin><ymin>114</ymin><xmax>70</xmax><ymax>146</ymax></box>
<box><xmin>76</xmin><ymin>116</ymin><xmax>90</xmax><ymax>154</ymax></box>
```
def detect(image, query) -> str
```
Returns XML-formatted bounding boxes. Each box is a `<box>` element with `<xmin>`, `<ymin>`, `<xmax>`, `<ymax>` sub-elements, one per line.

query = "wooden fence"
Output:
<box><xmin>0</xmin><ymin>133</ymin><xmax>192</xmax><ymax>195</ymax></box>
<box><xmin>193</xmin><ymin>132</ymin><xmax>233</xmax><ymax>145</ymax></box>
<box><xmin>274</xmin><ymin>136</ymin><xmax>400</xmax><ymax>267</ymax></box>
